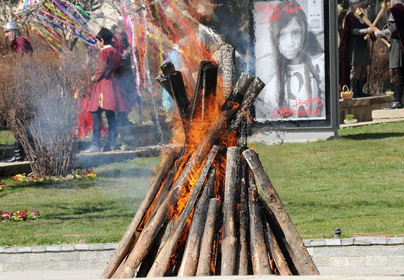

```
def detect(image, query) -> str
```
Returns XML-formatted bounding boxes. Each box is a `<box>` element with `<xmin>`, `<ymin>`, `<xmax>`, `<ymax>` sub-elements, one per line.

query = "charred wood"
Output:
<box><xmin>237</xmin><ymin>160</ymin><xmax>251</xmax><ymax>275</ymax></box>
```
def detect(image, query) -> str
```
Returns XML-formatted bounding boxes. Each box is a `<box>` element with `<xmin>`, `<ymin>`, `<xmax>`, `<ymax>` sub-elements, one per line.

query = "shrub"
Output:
<box><xmin>0</xmin><ymin>50</ymin><xmax>92</xmax><ymax>176</ymax></box>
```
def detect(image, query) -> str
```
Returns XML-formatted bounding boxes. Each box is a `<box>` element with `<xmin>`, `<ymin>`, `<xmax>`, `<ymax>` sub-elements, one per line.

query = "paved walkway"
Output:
<box><xmin>1</xmin><ymin>267</ymin><xmax>404</xmax><ymax>280</ymax></box>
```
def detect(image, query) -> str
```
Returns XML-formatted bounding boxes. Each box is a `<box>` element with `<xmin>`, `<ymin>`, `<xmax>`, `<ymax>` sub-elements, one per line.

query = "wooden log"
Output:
<box><xmin>134</xmin><ymin>225</ymin><xmax>166</xmax><ymax>277</ymax></box>
<box><xmin>169</xmin><ymin>71</ymin><xmax>192</xmax><ymax>125</ymax></box>
<box><xmin>178</xmin><ymin>168</ymin><xmax>215</xmax><ymax>276</ymax></box>
<box><xmin>201</xmin><ymin>63</ymin><xmax>218</xmax><ymax>121</ymax></box>
<box><xmin>243</xmin><ymin>149</ymin><xmax>320</xmax><ymax>275</ymax></box>
<box><xmin>228</xmin><ymin>77</ymin><xmax>265</xmax><ymax>132</ymax></box>
<box><xmin>237</xmin><ymin>159</ymin><xmax>251</xmax><ymax>275</ymax></box>
<box><xmin>147</xmin><ymin>148</ymin><xmax>218</xmax><ymax>277</ymax></box>
<box><xmin>196</xmin><ymin>198</ymin><xmax>220</xmax><ymax>276</ymax></box>
<box><xmin>258</xmin><ymin>195</ymin><xmax>297</xmax><ymax>274</ymax></box>
<box><xmin>221</xmin><ymin>146</ymin><xmax>241</xmax><ymax>275</ymax></box>
<box><xmin>187</xmin><ymin>61</ymin><xmax>218</xmax><ymax>133</ymax></box>
<box><xmin>188</xmin><ymin>61</ymin><xmax>211</xmax><ymax>126</ymax></box>
<box><xmin>160</xmin><ymin>61</ymin><xmax>176</xmax><ymax>76</ymax></box>
<box><xmin>143</xmin><ymin>149</ymin><xmax>189</xmax><ymax>229</ymax></box>
<box><xmin>144</xmin><ymin>167</ymin><xmax>176</xmax><ymax>227</ymax></box>
<box><xmin>219</xmin><ymin>44</ymin><xmax>235</xmax><ymax>98</ymax></box>
<box><xmin>101</xmin><ymin>149</ymin><xmax>179</xmax><ymax>278</ymax></box>
<box><xmin>157</xmin><ymin>61</ymin><xmax>192</xmax><ymax>129</ymax></box>
<box><xmin>263</xmin><ymin>219</ymin><xmax>292</xmax><ymax>276</ymax></box>
<box><xmin>236</xmin><ymin>117</ymin><xmax>248</xmax><ymax>148</ymax></box>
<box><xmin>248</xmin><ymin>176</ymin><xmax>273</xmax><ymax>275</ymax></box>
<box><xmin>118</xmin><ymin>75</ymin><xmax>253</xmax><ymax>278</ymax></box>
<box><xmin>156</xmin><ymin>61</ymin><xmax>176</xmax><ymax>98</ymax></box>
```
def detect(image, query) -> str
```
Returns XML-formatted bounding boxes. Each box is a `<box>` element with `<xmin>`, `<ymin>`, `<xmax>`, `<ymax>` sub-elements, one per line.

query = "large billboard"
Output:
<box><xmin>253</xmin><ymin>0</ymin><xmax>327</xmax><ymax>122</ymax></box>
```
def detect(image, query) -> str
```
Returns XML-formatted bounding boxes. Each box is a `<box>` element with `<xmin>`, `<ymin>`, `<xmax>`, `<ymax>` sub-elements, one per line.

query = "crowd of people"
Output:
<box><xmin>339</xmin><ymin>0</ymin><xmax>404</xmax><ymax>109</ymax></box>
<box><xmin>1</xmin><ymin>0</ymin><xmax>404</xmax><ymax>160</ymax></box>
<box><xmin>1</xmin><ymin>21</ymin><xmax>141</xmax><ymax>161</ymax></box>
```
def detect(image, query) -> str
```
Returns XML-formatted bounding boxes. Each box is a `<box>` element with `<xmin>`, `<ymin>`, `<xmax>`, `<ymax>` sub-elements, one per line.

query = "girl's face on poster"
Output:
<box><xmin>278</xmin><ymin>17</ymin><xmax>304</xmax><ymax>64</ymax></box>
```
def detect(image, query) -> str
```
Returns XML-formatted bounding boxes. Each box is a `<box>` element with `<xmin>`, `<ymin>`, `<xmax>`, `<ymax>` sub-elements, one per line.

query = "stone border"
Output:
<box><xmin>1</xmin><ymin>237</ymin><xmax>403</xmax><ymax>272</ymax></box>
<box><xmin>304</xmin><ymin>236</ymin><xmax>404</xmax><ymax>247</ymax></box>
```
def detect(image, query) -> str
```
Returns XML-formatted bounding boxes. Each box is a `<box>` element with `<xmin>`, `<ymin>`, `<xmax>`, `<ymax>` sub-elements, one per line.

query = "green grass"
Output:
<box><xmin>0</xmin><ymin>130</ymin><xmax>15</xmax><ymax>146</ymax></box>
<box><xmin>0</xmin><ymin>157</ymin><xmax>161</xmax><ymax>246</ymax></box>
<box><xmin>0</xmin><ymin>122</ymin><xmax>403</xmax><ymax>246</ymax></box>
<box><xmin>251</xmin><ymin>122</ymin><xmax>404</xmax><ymax>239</ymax></box>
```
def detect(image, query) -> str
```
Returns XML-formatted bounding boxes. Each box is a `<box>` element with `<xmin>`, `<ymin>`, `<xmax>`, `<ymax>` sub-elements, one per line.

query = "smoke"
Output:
<box><xmin>0</xmin><ymin>50</ymin><xmax>92</xmax><ymax>176</ymax></box>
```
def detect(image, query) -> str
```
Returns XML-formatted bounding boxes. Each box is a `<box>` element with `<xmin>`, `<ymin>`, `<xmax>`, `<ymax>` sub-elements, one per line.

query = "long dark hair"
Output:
<box><xmin>270</xmin><ymin>1</ymin><xmax>321</xmax><ymax>108</ymax></box>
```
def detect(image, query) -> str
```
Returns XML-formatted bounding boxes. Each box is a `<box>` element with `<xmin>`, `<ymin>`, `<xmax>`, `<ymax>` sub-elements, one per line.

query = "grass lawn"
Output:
<box><xmin>0</xmin><ymin>122</ymin><xmax>403</xmax><ymax>246</ymax></box>
<box><xmin>0</xmin><ymin>157</ymin><xmax>161</xmax><ymax>246</ymax></box>
<box><xmin>252</xmin><ymin>122</ymin><xmax>404</xmax><ymax>239</ymax></box>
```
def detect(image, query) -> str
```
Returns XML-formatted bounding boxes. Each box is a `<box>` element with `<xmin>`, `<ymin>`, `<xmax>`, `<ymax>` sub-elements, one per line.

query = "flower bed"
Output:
<box><xmin>11</xmin><ymin>169</ymin><xmax>97</xmax><ymax>183</ymax></box>
<box><xmin>0</xmin><ymin>209</ymin><xmax>41</xmax><ymax>222</ymax></box>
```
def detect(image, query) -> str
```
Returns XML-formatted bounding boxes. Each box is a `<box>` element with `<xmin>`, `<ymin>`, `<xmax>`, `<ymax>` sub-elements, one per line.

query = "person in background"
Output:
<box><xmin>3</xmin><ymin>20</ymin><xmax>33</xmax><ymax>54</ymax></box>
<box><xmin>1</xmin><ymin>20</ymin><xmax>33</xmax><ymax>162</ymax></box>
<box><xmin>375</xmin><ymin>0</ymin><xmax>404</xmax><ymax>109</ymax></box>
<box><xmin>83</xmin><ymin>27</ymin><xmax>130</xmax><ymax>153</ymax></box>
<box><xmin>111</xmin><ymin>21</ymin><xmax>141</xmax><ymax>126</ymax></box>
<box><xmin>339</xmin><ymin>0</ymin><xmax>373</xmax><ymax>98</ymax></box>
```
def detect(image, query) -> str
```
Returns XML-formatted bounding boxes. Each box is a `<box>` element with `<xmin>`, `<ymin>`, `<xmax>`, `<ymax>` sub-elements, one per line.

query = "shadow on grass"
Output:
<box><xmin>340</xmin><ymin>132</ymin><xmax>404</xmax><ymax>140</ymax></box>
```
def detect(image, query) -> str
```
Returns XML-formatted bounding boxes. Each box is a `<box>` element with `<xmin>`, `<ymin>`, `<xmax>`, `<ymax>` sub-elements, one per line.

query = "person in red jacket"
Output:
<box><xmin>1</xmin><ymin>20</ymin><xmax>33</xmax><ymax>162</ymax></box>
<box><xmin>83</xmin><ymin>27</ymin><xmax>130</xmax><ymax>153</ymax></box>
<box><xmin>3</xmin><ymin>20</ymin><xmax>33</xmax><ymax>54</ymax></box>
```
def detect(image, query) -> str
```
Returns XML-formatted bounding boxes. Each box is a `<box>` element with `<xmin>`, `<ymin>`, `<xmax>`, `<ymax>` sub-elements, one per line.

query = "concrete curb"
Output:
<box><xmin>1</xmin><ymin>237</ymin><xmax>403</xmax><ymax>272</ymax></box>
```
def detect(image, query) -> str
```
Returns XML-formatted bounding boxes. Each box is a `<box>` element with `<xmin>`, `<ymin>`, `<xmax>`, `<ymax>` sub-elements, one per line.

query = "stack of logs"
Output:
<box><xmin>102</xmin><ymin>60</ymin><xmax>319</xmax><ymax>278</ymax></box>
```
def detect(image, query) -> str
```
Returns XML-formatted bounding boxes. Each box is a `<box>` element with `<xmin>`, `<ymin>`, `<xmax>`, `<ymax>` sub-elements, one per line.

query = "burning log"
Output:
<box><xmin>196</xmin><ymin>198</ymin><xmax>220</xmax><ymax>276</ymax></box>
<box><xmin>146</xmin><ymin>147</ymin><xmax>219</xmax><ymax>277</ymax></box>
<box><xmin>104</xmin><ymin>60</ymin><xmax>319</xmax><ymax>278</ymax></box>
<box><xmin>102</xmin><ymin>148</ymin><xmax>180</xmax><ymax>279</ymax></box>
<box><xmin>157</xmin><ymin>62</ymin><xmax>191</xmax><ymax>129</ymax></box>
<box><xmin>178</xmin><ymin>167</ymin><xmax>216</xmax><ymax>276</ymax></box>
<box><xmin>118</xmin><ymin>72</ymin><xmax>253</xmax><ymax>278</ymax></box>
<box><xmin>243</xmin><ymin>148</ymin><xmax>320</xmax><ymax>275</ymax></box>
<box><xmin>189</xmin><ymin>61</ymin><xmax>218</xmax><ymax>128</ymax></box>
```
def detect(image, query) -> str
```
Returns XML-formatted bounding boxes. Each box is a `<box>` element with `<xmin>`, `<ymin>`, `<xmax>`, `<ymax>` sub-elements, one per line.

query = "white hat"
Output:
<box><xmin>3</xmin><ymin>20</ymin><xmax>19</xmax><ymax>31</ymax></box>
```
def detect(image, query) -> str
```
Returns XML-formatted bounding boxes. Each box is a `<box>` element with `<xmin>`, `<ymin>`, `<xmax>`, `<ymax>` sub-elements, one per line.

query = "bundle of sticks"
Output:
<box><xmin>102</xmin><ymin>59</ymin><xmax>319</xmax><ymax>278</ymax></box>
